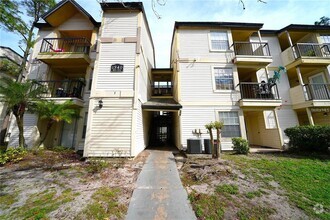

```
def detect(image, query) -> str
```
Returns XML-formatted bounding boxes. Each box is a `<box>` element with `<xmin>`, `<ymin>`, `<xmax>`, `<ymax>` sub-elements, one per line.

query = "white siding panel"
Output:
<box><xmin>277</xmin><ymin>108</ymin><xmax>299</xmax><ymax>144</ymax></box>
<box><xmin>8</xmin><ymin>113</ymin><xmax>39</xmax><ymax>148</ymax></box>
<box><xmin>86</xmin><ymin>98</ymin><xmax>133</xmax><ymax>157</ymax></box>
<box><xmin>96</xmin><ymin>43</ymin><xmax>136</xmax><ymax>90</ymax></box>
<box><xmin>58</xmin><ymin>13</ymin><xmax>94</xmax><ymax>31</ymax></box>
<box><xmin>180</xmin><ymin>63</ymin><xmax>240</xmax><ymax>103</ymax></box>
<box><xmin>141</xmin><ymin>17</ymin><xmax>154</xmax><ymax>68</ymax></box>
<box><xmin>102</xmin><ymin>12</ymin><xmax>138</xmax><ymax>37</ymax></box>
<box><xmin>181</xmin><ymin>106</ymin><xmax>238</xmax><ymax>151</ymax></box>
<box><xmin>139</xmin><ymin>55</ymin><xmax>149</xmax><ymax>102</ymax></box>
<box><xmin>179</xmin><ymin>29</ymin><xmax>231</xmax><ymax>61</ymax></box>
<box><xmin>134</xmin><ymin>101</ymin><xmax>146</xmax><ymax>156</ymax></box>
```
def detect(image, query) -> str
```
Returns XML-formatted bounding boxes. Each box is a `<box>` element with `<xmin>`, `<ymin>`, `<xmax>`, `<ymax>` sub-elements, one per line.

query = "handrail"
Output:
<box><xmin>303</xmin><ymin>83</ymin><xmax>330</xmax><ymax>100</ymax></box>
<box><xmin>151</xmin><ymin>85</ymin><xmax>172</xmax><ymax>96</ymax></box>
<box><xmin>293</xmin><ymin>43</ymin><xmax>330</xmax><ymax>58</ymax></box>
<box><xmin>238</xmin><ymin>82</ymin><xmax>280</xmax><ymax>100</ymax></box>
<box><xmin>40</xmin><ymin>37</ymin><xmax>91</xmax><ymax>54</ymax></box>
<box><xmin>38</xmin><ymin>79</ymin><xmax>86</xmax><ymax>99</ymax></box>
<box><xmin>231</xmin><ymin>42</ymin><xmax>271</xmax><ymax>56</ymax></box>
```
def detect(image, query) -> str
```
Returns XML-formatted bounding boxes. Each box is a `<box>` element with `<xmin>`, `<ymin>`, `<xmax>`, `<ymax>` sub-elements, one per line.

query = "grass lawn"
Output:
<box><xmin>223</xmin><ymin>152</ymin><xmax>330</xmax><ymax>220</ymax></box>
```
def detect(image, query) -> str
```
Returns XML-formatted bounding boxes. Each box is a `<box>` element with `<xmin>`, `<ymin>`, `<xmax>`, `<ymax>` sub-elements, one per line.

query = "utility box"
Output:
<box><xmin>187</xmin><ymin>139</ymin><xmax>202</xmax><ymax>154</ymax></box>
<box><xmin>204</xmin><ymin>139</ymin><xmax>212</xmax><ymax>154</ymax></box>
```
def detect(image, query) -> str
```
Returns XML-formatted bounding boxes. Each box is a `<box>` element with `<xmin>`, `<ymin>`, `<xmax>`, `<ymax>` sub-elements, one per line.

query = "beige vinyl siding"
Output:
<box><xmin>8</xmin><ymin>113</ymin><xmax>39</xmax><ymax>148</ymax></box>
<box><xmin>313</xmin><ymin>112</ymin><xmax>330</xmax><ymax>125</ymax></box>
<box><xmin>58</xmin><ymin>12</ymin><xmax>94</xmax><ymax>31</ymax></box>
<box><xmin>140</xmin><ymin>17</ymin><xmax>154</xmax><ymax>68</ymax></box>
<box><xmin>95</xmin><ymin>43</ymin><xmax>136</xmax><ymax>90</ymax></box>
<box><xmin>102</xmin><ymin>12</ymin><xmax>138</xmax><ymax>37</ymax></box>
<box><xmin>139</xmin><ymin>51</ymin><xmax>150</xmax><ymax>103</ymax></box>
<box><xmin>276</xmin><ymin>107</ymin><xmax>299</xmax><ymax>143</ymax></box>
<box><xmin>179</xmin><ymin>62</ymin><xmax>240</xmax><ymax>103</ymax></box>
<box><xmin>178</xmin><ymin>29</ymin><xmax>232</xmax><ymax>61</ymax></box>
<box><xmin>85</xmin><ymin>98</ymin><xmax>133</xmax><ymax>157</ymax></box>
<box><xmin>180</xmin><ymin>106</ymin><xmax>244</xmax><ymax>150</ymax></box>
<box><xmin>134</xmin><ymin>101</ymin><xmax>146</xmax><ymax>156</ymax></box>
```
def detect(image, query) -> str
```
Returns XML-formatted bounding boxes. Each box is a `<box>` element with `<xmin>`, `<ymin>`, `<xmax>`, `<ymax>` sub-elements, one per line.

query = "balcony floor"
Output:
<box><xmin>37</xmin><ymin>52</ymin><xmax>91</xmax><ymax>66</ymax></box>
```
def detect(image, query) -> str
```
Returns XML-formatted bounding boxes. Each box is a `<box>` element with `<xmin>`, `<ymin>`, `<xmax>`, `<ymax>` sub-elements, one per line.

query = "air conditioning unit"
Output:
<box><xmin>187</xmin><ymin>139</ymin><xmax>202</xmax><ymax>154</ymax></box>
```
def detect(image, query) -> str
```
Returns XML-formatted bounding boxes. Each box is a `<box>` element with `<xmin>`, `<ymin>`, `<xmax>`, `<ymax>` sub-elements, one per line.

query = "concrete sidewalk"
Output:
<box><xmin>126</xmin><ymin>150</ymin><xmax>196</xmax><ymax>220</ymax></box>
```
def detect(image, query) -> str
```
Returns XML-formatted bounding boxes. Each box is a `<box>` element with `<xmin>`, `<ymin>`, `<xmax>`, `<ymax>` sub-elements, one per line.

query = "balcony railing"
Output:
<box><xmin>231</xmin><ymin>42</ymin><xmax>271</xmax><ymax>56</ymax></box>
<box><xmin>38</xmin><ymin>80</ymin><xmax>85</xmax><ymax>99</ymax></box>
<box><xmin>239</xmin><ymin>82</ymin><xmax>280</xmax><ymax>100</ymax></box>
<box><xmin>293</xmin><ymin>43</ymin><xmax>330</xmax><ymax>58</ymax></box>
<box><xmin>40</xmin><ymin>38</ymin><xmax>91</xmax><ymax>54</ymax></box>
<box><xmin>151</xmin><ymin>85</ymin><xmax>172</xmax><ymax>96</ymax></box>
<box><xmin>304</xmin><ymin>83</ymin><xmax>330</xmax><ymax>100</ymax></box>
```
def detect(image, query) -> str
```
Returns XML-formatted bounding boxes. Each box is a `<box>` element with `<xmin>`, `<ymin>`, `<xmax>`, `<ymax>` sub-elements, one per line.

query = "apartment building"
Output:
<box><xmin>5</xmin><ymin>1</ymin><xmax>330</xmax><ymax>157</ymax></box>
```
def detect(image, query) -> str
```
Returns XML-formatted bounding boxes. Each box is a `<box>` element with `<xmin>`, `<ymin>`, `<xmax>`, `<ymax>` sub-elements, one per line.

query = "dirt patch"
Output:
<box><xmin>178</xmin><ymin>155</ymin><xmax>309</xmax><ymax>220</ymax></box>
<box><xmin>0</xmin><ymin>150</ymin><xmax>149</xmax><ymax>219</ymax></box>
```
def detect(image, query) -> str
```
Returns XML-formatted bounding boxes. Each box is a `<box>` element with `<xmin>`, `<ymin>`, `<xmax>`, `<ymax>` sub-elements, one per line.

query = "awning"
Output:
<box><xmin>142</xmin><ymin>98</ymin><xmax>182</xmax><ymax>110</ymax></box>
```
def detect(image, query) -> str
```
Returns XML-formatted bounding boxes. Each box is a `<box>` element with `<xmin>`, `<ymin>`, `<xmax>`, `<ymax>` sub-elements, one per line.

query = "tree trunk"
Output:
<box><xmin>16</xmin><ymin>116</ymin><xmax>25</xmax><ymax>148</ymax></box>
<box><xmin>216</xmin><ymin>128</ymin><xmax>221</xmax><ymax>159</ymax></box>
<box><xmin>39</xmin><ymin>120</ymin><xmax>54</xmax><ymax>148</ymax></box>
<box><xmin>208</xmin><ymin>128</ymin><xmax>215</xmax><ymax>159</ymax></box>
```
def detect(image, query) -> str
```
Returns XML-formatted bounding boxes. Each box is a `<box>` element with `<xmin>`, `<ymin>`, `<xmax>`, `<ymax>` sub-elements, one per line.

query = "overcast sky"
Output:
<box><xmin>0</xmin><ymin>0</ymin><xmax>329</xmax><ymax>68</ymax></box>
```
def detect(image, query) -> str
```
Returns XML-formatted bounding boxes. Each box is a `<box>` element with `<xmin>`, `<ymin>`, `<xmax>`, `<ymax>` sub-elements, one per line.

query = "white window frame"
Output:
<box><xmin>212</xmin><ymin>66</ymin><xmax>235</xmax><ymax>92</ymax></box>
<box><xmin>263</xmin><ymin>110</ymin><xmax>277</xmax><ymax>129</ymax></box>
<box><xmin>320</xmin><ymin>35</ymin><xmax>330</xmax><ymax>43</ymax></box>
<box><xmin>208</xmin><ymin>31</ymin><xmax>230</xmax><ymax>52</ymax></box>
<box><xmin>217</xmin><ymin>111</ymin><xmax>242</xmax><ymax>138</ymax></box>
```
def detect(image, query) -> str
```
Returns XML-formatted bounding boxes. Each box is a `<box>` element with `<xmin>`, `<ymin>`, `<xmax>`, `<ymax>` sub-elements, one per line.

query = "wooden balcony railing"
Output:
<box><xmin>304</xmin><ymin>83</ymin><xmax>330</xmax><ymax>100</ymax></box>
<box><xmin>293</xmin><ymin>43</ymin><xmax>330</xmax><ymax>58</ymax></box>
<box><xmin>238</xmin><ymin>82</ymin><xmax>280</xmax><ymax>100</ymax></box>
<box><xmin>40</xmin><ymin>38</ymin><xmax>91</xmax><ymax>54</ymax></box>
<box><xmin>231</xmin><ymin>42</ymin><xmax>271</xmax><ymax>56</ymax></box>
<box><xmin>151</xmin><ymin>85</ymin><xmax>172</xmax><ymax>96</ymax></box>
<box><xmin>38</xmin><ymin>80</ymin><xmax>85</xmax><ymax>99</ymax></box>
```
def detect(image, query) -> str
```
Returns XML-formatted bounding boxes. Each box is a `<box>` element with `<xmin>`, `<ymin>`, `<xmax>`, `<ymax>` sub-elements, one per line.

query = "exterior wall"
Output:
<box><xmin>102</xmin><ymin>12</ymin><xmax>138</xmax><ymax>37</ymax></box>
<box><xmin>313</xmin><ymin>112</ymin><xmax>330</xmax><ymax>125</ymax></box>
<box><xmin>58</xmin><ymin>13</ymin><xmax>94</xmax><ymax>31</ymax></box>
<box><xmin>276</xmin><ymin>107</ymin><xmax>299</xmax><ymax>144</ymax></box>
<box><xmin>84</xmin><ymin>98</ymin><xmax>133</xmax><ymax>157</ymax></box>
<box><xmin>180</xmin><ymin>106</ymin><xmax>246</xmax><ymax>150</ymax></box>
<box><xmin>133</xmin><ymin>100</ymin><xmax>146</xmax><ymax>156</ymax></box>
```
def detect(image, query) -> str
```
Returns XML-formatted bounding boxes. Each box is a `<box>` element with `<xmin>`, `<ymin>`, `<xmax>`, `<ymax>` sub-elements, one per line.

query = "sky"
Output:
<box><xmin>0</xmin><ymin>0</ymin><xmax>329</xmax><ymax>68</ymax></box>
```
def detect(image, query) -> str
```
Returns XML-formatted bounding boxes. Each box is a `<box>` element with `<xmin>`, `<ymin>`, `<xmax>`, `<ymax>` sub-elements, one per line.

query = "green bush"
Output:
<box><xmin>284</xmin><ymin>125</ymin><xmax>330</xmax><ymax>152</ymax></box>
<box><xmin>0</xmin><ymin>147</ymin><xmax>28</xmax><ymax>165</ymax></box>
<box><xmin>86</xmin><ymin>159</ymin><xmax>109</xmax><ymax>174</ymax></box>
<box><xmin>232</xmin><ymin>137</ymin><xmax>249</xmax><ymax>154</ymax></box>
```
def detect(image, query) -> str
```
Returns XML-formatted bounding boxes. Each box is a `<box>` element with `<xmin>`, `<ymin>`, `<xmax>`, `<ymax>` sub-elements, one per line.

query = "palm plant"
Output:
<box><xmin>213</xmin><ymin>121</ymin><xmax>224</xmax><ymax>159</ymax></box>
<box><xmin>205</xmin><ymin>122</ymin><xmax>215</xmax><ymax>158</ymax></box>
<box><xmin>34</xmin><ymin>100</ymin><xmax>79</xmax><ymax>148</ymax></box>
<box><xmin>0</xmin><ymin>77</ymin><xmax>46</xmax><ymax>147</ymax></box>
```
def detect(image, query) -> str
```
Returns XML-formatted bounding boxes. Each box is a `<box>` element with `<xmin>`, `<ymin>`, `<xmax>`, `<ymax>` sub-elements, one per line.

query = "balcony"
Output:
<box><xmin>281</xmin><ymin>43</ymin><xmax>330</xmax><ymax>69</ymax></box>
<box><xmin>230</xmin><ymin>42</ymin><xmax>273</xmax><ymax>66</ymax></box>
<box><xmin>37</xmin><ymin>38</ymin><xmax>91</xmax><ymax>66</ymax></box>
<box><xmin>151</xmin><ymin>85</ymin><xmax>173</xmax><ymax>97</ymax></box>
<box><xmin>289</xmin><ymin>84</ymin><xmax>330</xmax><ymax>109</ymax></box>
<box><xmin>238</xmin><ymin>82</ymin><xmax>282</xmax><ymax>107</ymax></box>
<box><xmin>39</xmin><ymin>79</ymin><xmax>85</xmax><ymax>106</ymax></box>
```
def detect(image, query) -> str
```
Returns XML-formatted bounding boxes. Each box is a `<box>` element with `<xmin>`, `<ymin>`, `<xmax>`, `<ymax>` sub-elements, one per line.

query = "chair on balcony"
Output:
<box><xmin>257</xmin><ymin>81</ymin><xmax>273</xmax><ymax>99</ymax></box>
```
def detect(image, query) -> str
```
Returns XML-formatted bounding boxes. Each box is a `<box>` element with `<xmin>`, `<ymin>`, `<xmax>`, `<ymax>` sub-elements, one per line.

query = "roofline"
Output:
<box><xmin>39</xmin><ymin>0</ymin><xmax>100</xmax><ymax>27</ymax></box>
<box><xmin>277</xmin><ymin>24</ymin><xmax>330</xmax><ymax>34</ymax></box>
<box><xmin>0</xmin><ymin>46</ymin><xmax>23</xmax><ymax>59</ymax></box>
<box><xmin>152</xmin><ymin>68</ymin><xmax>173</xmax><ymax>71</ymax></box>
<box><xmin>259</xmin><ymin>30</ymin><xmax>278</xmax><ymax>35</ymax></box>
<box><xmin>174</xmin><ymin>21</ymin><xmax>264</xmax><ymax>30</ymax></box>
<box><xmin>100</xmin><ymin>2</ymin><xmax>156</xmax><ymax>68</ymax></box>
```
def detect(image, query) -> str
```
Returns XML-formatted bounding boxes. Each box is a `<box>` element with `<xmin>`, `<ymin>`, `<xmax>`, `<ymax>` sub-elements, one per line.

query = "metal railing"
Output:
<box><xmin>293</xmin><ymin>43</ymin><xmax>330</xmax><ymax>58</ymax></box>
<box><xmin>238</xmin><ymin>82</ymin><xmax>280</xmax><ymax>100</ymax></box>
<box><xmin>304</xmin><ymin>83</ymin><xmax>330</xmax><ymax>100</ymax></box>
<box><xmin>40</xmin><ymin>38</ymin><xmax>91</xmax><ymax>54</ymax></box>
<box><xmin>38</xmin><ymin>80</ymin><xmax>85</xmax><ymax>99</ymax></box>
<box><xmin>151</xmin><ymin>85</ymin><xmax>173</xmax><ymax>96</ymax></box>
<box><xmin>231</xmin><ymin>42</ymin><xmax>271</xmax><ymax>56</ymax></box>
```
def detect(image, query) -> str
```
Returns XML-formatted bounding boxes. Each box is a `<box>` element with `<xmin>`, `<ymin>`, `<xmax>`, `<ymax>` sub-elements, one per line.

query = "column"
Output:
<box><xmin>306</xmin><ymin>108</ymin><xmax>315</xmax><ymax>125</ymax></box>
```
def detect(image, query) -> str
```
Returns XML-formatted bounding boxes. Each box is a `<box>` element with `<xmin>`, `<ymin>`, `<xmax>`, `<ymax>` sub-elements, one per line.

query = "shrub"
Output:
<box><xmin>232</xmin><ymin>137</ymin><xmax>249</xmax><ymax>154</ymax></box>
<box><xmin>86</xmin><ymin>159</ymin><xmax>109</xmax><ymax>174</ymax></box>
<box><xmin>0</xmin><ymin>147</ymin><xmax>28</xmax><ymax>165</ymax></box>
<box><xmin>284</xmin><ymin>125</ymin><xmax>330</xmax><ymax>152</ymax></box>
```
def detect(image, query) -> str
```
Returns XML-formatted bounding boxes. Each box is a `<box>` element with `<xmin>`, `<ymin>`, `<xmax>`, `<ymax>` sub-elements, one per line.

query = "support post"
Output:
<box><xmin>273</xmin><ymin>109</ymin><xmax>284</xmax><ymax>149</ymax></box>
<box><xmin>306</xmin><ymin>108</ymin><xmax>315</xmax><ymax>126</ymax></box>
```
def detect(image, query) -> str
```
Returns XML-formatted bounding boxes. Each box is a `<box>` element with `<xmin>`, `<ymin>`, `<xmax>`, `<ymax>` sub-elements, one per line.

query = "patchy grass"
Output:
<box><xmin>216</xmin><ymin>184</ymin><xmax>239</xmax><ymax>195</ymax></box>
<box><xmin>86</xmin><ymin>159</ymin><xmax>109</xmax><ymax>174</ymax></box>
<box><xmin>77</xmin><ymin>187</ymin><xmax>127</xmax><ymax>220</ymax></box>
<box><xmin>0</xmin><ymin>190</ymin><xmax>19</xmax><ymax>209</ymax></box>
<box><xmin>244</xmin><ymin>190</ymin><xmax>263</xmax><ymax>199</ymax></box>
<box><xmin>223</xmin><ymin>153</ymin><xmax>330</xmax><ymax>220</ymax></box>
<box><xmin>188</xmin><ymin>192</ymin><xmax>225</xmax><ymax>219</ymax></box>
<box><xmin>237</xmin><ymin>206</ymin><xmax>275</xmax><ymax>220</ymax></box>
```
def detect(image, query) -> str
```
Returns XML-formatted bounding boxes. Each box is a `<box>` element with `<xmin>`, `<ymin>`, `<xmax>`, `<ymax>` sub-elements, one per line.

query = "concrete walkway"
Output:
<box><xmin>126</xmin><ymin>150</ymin><xmax>196</xmax><ymax>220</ymax></box>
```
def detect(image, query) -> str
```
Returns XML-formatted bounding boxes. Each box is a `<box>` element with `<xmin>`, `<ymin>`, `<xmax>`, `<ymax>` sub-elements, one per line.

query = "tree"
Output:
<box><xmin>213</xmin><ymin>121</ymin><xmax>224</xmax><ymax>159</ymax></box>
<box><xmin>34</xmin><ymin>100</ymin><xmax>79</xmax><ymax>148</ymax></box>
<box><xmin>315</xmin><ymin>16</ymin><xmax>330</xmax><ymax>26</ymax></box>
<box><xmin>0</xmin><ymin>77</ymin><xmax>46</xmax><ymax>147</ymax></box>
<box><xmin>205</xmin><ymin>122</ymin><xmax>216</xmax><ymax>158</ymax></box>
<box><xmin>0</xmin><ymin>0</ymin><xmax>56</xmax><ymax>144</ymax></box>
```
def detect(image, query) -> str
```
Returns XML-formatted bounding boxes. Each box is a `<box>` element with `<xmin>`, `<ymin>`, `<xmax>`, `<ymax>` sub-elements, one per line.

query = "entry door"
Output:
<box><xmin>309</xmin><ymin>73</ymin><xmax>329</xmax><ymax>99</ymax></box>
<box><xmin>60</xmin><ymin>120</ymin><xmax>76</xmax><ymax>148</ymax></box>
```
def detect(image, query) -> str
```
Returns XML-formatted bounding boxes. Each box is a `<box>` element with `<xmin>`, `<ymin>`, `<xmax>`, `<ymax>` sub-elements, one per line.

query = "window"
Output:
<box><xmin>219</xmin><ymin>112</ymin><xmax>241</xmax><ymax>137</ymax></box>
<box><xmin>263</xmin><ymin>110</ymin><xmax>277</xmax><ymax>129</ymax></box>
<box><xmin>214</xmin><ymin>68</ymin><xmax>234</xmax><ymax>90</ymax></box>
<box><xmin>320</xmin><ymin>35</ymin><xmax>330</xmax><ymax>43</ymax></box>
<box><xmin>210</xmin><ymin>31</ymin><xmax>229</xmax><ymax>51</ymax></box>
<box><xmin>82</xmin><ymin>112</ymin><xmax>88</xmax><ymax>139</ymax></box>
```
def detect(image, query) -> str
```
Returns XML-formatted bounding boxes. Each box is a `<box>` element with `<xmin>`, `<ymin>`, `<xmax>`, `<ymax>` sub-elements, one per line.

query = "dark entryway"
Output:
<box><xmin>149</xmin><ymin>111</ymin><xmax>173</xmax><ymax>147</ymax></box>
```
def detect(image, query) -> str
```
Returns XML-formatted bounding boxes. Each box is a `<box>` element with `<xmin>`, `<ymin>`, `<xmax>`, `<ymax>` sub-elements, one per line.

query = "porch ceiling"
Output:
<box><xmin>142</xmin><ymin>98</ymin><xmax>182</xmax><ymax>110</ymax></box>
